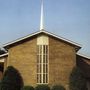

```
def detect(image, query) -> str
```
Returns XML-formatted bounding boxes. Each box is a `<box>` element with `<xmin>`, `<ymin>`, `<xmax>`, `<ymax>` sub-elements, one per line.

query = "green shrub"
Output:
<box><xmin>21</xmin><ymin>86</ymin><xmax>34</xmax><ymax>90</ymax></box>
<box><xmin>52</xmin><ymin>85</ymin><xmax>65</xmax><ymax>90</ymax></box>
<box><xmin>35</xmin><ymin>85</ymin><xmax>50</xmax><ymax>90</ymax></box>
<box><xmin>0</xmin><ymin>66</ymin><xmax>23</xmax><ymax>90</ymax></box>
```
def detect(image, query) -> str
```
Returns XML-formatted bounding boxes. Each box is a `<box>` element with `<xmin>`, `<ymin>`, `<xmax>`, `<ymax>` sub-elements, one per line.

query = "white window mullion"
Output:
<box><xmin>47</xmin><ymin>45</ymin><xmax>49</xmax><ymax>83</ymax></box>
<box><xmin>41</xmin><ymin>45</ymin><xmax>43</xmax><ymax>83</ymax></box>
<box><xmin>45</xmin><ymin>46</ymin><xmax>46</xmax><ymax>83</ymax></box>
<box><xmin>37</xmin><ymin>44</ymin><xmax>49</xmax><ymax>84</ymax></box>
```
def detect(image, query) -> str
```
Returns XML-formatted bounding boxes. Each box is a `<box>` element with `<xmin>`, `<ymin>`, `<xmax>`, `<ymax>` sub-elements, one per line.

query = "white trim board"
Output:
<box><xmin>3</xmin><ymin>30</ymin><xmax>81</xmax><ymax>49</ymax></box>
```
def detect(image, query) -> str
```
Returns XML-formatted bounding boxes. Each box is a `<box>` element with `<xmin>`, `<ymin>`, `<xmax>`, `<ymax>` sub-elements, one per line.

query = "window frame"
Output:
<box><xmin>37</xmin><ymin>45</ymin><xmax>49</xmax><ymax>84</ymax></box>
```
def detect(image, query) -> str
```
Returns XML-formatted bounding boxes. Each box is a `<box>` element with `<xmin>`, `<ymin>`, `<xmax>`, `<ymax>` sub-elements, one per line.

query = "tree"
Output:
<box><xmin>69</xmin><ymin>67</ymin><xmax>87</xmax><ymax>90</ymax></box>
<box><xmin>0</xmin><ymin>66</ymin><xmax>24</xmax><ymax>90</ymax></box>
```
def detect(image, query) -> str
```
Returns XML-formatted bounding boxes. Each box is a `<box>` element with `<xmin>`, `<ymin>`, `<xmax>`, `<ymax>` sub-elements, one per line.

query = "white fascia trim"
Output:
<box><xmin>42</xmin><ymin>30</ymin><xmax>81</xmax><ymax>48</ymax></box>
<box><xmin>3</xmin><ymin>30</ymin><xmax>81</xmax><ymax>48</ymax></box>
<box><xmin>0</xmin><ymin>53</ymin><xmax>8</xmax><ymax>58</ymax></box>
<box><xmin>3</xmin><ymin>31</ymin><xmax>41</xmax><ymax>47</ymax></box>
<box><xmin>77</xmin><ymin>53</ymin><xmax>90</xmax><ymax>59</ymax></box>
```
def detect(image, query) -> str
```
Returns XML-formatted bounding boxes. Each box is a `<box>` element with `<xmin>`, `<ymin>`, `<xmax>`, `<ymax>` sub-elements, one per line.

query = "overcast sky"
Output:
<box><xmin>0</xmin><ymin>0</ymin><xmax>90</xmax><ymax>57</ymax></box>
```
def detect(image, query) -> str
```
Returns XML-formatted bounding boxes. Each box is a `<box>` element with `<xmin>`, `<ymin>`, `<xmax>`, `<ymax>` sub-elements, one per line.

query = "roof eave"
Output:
<box><xmin>77</xmin><ymin>53</ymin><xmax>90</xmax><ymax>60</ymax></box>
<box><xmin>3</xmin><ymin>30</ymin><xmax>81</xmax><ymax>51</ymax></box>
<box><xmin>0</xmin><ymin>53</ymin><xmax>8</xmax><ymax>58</ymax></box>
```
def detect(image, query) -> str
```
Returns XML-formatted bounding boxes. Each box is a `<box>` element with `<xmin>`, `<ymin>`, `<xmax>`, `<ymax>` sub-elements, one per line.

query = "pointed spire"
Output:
<box><xmin>40</xmin><ymin>0</ymin><xmax>44</xmax><ymax>30</ymax></box>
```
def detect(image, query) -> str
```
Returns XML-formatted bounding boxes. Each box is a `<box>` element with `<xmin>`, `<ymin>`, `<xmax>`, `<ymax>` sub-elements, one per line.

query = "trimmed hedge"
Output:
<box><xmin>35</xmin><ymin>85</ymin><xmax>50</xmax><ymax>90</ymax></box>
<box><xmin>21</xmin><ymin>86</ymin><xmax>34</xmax><ymax>90</ymax></box>
<box><xmin>52</xmin><ymin>85</ymin><xmax>65</xmax><ymax>90</ymax></box>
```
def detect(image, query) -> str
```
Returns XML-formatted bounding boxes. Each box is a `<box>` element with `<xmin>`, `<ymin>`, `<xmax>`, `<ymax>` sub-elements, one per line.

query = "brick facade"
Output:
<box><xmin>49</xmin><ymin>37</ymin><xmax>76</xmax><ymax>89</ymax></box>
<box><xmin>7</xmin><ymin>38</ymin><xmax>37</xmax><ymax>86</ymax></box>
<box><xmin>0</xmin><ymin>33</ymin><xmax>77</xmax><ymax>90</ymax></box>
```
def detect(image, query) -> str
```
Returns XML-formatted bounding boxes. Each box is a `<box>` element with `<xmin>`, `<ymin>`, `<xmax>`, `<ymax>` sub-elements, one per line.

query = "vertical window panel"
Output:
<box><xmin>40</xmin><ymin>55</ymin><xmax>42</xmax><ymax>63</ymax></box>
<box><xmin>40</xmin><ymin>74</ymin><xmax>41</xmax><ymax>83</ymax></box>
<box><xmin>43</xmin><ymin>74</ymin><xmax>45</xmax><ymax>83</ymax></box>
<box><xmin>43</xmin><ymin>55</ymin><xmax>45</xmax><ymax>63</ymax></box>
<box><xmin>37</xmin><ymin>45</ymin><xmax>48</xmax><ymax>84</ymax></box>
<box><xmin>43</xmin><ymin>45</ymin><xmax>45</xmax><ymax>54</ymax></box>
<box><xmin>46</xmin><ymin>55</ymin><xmax>48</xmax><ymax>63</ymax></box>
<box><xmin>37</xmin><ymin>55</ymin><xmax>39</xmax><ymax>63</ymax></box>
<box><xmin>46</xmin><ymin>74</ymin><xmax>48</xmax><ymax>83</ymax></box>
<box><xmin>43</xmin><ymin>64</ymin><xmax>45</xmax><ymax>73</ymax></box>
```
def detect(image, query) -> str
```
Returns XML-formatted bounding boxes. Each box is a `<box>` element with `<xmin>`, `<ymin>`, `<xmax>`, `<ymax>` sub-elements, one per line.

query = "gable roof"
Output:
<box><xmin>3</xmin><ymin>30</ymin><xmax>81</xmax><ymax>51</ymax></box>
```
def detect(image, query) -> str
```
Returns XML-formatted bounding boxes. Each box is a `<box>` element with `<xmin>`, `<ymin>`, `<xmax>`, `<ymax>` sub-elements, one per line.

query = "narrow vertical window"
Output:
<box><xmin>37</xmin><ymin>45</ymin><xmax>49</xmax><ymax>84</ymax></box>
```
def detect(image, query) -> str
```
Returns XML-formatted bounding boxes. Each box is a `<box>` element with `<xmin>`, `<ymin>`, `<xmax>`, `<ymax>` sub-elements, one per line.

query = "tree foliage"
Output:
<box><xmin>69</xmin><ymin>67</ymin><xmax>87</xmax><ymax>90</ymax></box>
<box><xmin>0</xmin><ymin>66</ymin><xmax>23</xmax><ymax>90</ymax></box>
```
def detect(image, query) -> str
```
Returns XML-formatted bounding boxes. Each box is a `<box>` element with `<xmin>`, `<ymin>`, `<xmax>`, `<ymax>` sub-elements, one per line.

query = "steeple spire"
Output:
<box><xmin>40</xmin><ymin>0</ymin><xmax>44</xmax><ymax>30</ymax></box>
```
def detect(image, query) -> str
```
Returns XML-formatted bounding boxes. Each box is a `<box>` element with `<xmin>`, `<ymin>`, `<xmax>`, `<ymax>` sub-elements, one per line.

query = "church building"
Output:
<box><xmin>0</xmin><ymin>0</ymin><xmax>90</xmax><ymax>90</ymax></box>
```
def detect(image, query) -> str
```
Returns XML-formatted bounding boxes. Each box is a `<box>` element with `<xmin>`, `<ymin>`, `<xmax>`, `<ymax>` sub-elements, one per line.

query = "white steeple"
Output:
<box><xmin>40</xmin><ymin>0</ymin><xmax>44</xmax><ymax>30</ymax></box>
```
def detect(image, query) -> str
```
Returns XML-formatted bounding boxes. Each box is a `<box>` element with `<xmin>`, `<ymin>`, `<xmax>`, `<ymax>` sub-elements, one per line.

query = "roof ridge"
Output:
<box><xmin>2</xmin><ymin>30</ymin><xmax>81</xmax><ymax>50</ymax></box>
